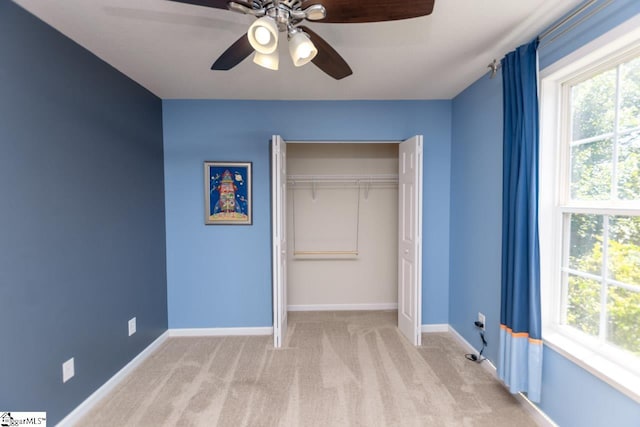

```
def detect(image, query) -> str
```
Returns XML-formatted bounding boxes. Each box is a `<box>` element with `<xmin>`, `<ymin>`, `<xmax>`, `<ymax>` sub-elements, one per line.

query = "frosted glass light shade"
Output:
<box><xmin>253</xmin><ymin>51</ymin><xmax>279</xmax><ymax>70</ymax></box>
<box><xmin>248</xmin><ymin>17</ymin><xmax>278</xmax><ymax>54</ymax></box>
<box><xmin>289</xmin><ymin>32</ymin><xmax>317</xmax><ymax>67</ymax></box>
<box><xmin>254</xmin><ymin>27</ymin><xmax>271</xmax><ymax>46</ymax></box>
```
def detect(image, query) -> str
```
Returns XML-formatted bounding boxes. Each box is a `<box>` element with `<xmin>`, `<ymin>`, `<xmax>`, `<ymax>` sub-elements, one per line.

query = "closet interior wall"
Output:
<box><xmin>286</xmin><ymin>143</ymin><xmax>399</xmax><ymax>309</ymax></box>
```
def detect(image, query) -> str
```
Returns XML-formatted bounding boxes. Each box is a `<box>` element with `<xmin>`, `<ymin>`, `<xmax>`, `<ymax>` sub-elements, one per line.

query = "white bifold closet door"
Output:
<box><xmin>272</xmin><ymin>135</ymin><xmax>288</xmax><ymax>348</ymax></box>
<box><xmin>272</xmin><ymin>135</ymin><xmax>423</xmax><ymax>348</ymax></box>
<box><xmin>398</xmin><ymin>135</ymin><xmax>423</xmax><ymax>345</ymax></box>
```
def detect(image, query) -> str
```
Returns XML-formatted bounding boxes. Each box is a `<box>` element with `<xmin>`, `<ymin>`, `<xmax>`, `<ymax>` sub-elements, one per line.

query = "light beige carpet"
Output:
<box><xmin>78</xmin><ymin>311</ymin><xmax>539</xmax><ymax>426</ymax></box>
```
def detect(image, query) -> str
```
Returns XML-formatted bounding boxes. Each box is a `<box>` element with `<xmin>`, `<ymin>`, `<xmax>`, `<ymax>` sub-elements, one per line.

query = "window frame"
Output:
<box><xmin>539</xmin><ymin>20</ymin><xmax>640</xmax><ymax>404</ymax></box>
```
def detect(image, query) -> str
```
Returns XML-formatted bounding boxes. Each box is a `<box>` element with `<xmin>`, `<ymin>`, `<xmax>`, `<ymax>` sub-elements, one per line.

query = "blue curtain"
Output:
<box><xmin>498</xmin><ymin>39</ymin><xmax>543</xmax><ymax>403</ymax></box>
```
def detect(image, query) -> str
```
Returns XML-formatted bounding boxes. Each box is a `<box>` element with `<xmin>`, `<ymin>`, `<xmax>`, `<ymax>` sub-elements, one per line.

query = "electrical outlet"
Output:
<box><xmin>62</xmin><ymin>357</ymin><xmax>74</xmax><ymax>383</ymax></box>
<box><xmin>478</xmin><ymin>312</ymin><xmax>486</xmax><ymax>331</ymax></box>
<box><xmin>128</xmin><ymin>317</ymin><xmax>136</xmax><ymax>336</ymax></box>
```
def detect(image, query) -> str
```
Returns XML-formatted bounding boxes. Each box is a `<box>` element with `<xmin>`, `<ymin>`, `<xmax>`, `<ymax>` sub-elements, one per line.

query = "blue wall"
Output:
<box><xmin>163</xmin><ymin>100</ymin><xmax>452</xmax><ymax>328</ymax></box>
<box><xmin>450</xmin><ymin>73</ymin><xmax>504</xmax><ymax>363</ymax></box>
<box><xmin>449</xmin><ymin>1</ymin><xmax>640</xmax><ymax>425</ymax></box>
<box><xmin>540</xmin><ymin>346</ymin><xmax>640</xmax><ymax>427</ymax></box>
<box><xmin>0</xmin><ymin>3</ymin><xmax>167</xmax><ymax>424</ymax></box>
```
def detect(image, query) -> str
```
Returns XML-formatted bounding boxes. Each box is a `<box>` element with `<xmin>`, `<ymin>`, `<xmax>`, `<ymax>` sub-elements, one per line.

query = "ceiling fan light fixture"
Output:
<box><xmin>248</xmin><ymin>17</ymin><xmax>278</xmax><ymax>54</ymax></box>
<box><xmin>253</xmin><ymin>51</ymin><xmax>279</xmax><ymax>70</ymax></box>
<box><xmin>289</xmin><ymin>31</ymin><xmax>317</xmax><ymax>67</ymax></box>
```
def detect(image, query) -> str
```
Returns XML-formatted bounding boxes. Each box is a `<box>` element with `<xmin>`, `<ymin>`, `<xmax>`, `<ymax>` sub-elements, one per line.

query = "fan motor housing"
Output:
<box><xmin>262</xmin><ymin>0</ymin><xmax>303</xmax><ymax>11</ymax></box>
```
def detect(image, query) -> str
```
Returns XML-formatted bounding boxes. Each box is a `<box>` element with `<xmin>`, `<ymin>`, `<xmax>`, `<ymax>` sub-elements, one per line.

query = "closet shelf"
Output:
<box><xmin>287</xmin><ymin>174</ymin><xmax>398</xmax><ymax>185</ymax></box>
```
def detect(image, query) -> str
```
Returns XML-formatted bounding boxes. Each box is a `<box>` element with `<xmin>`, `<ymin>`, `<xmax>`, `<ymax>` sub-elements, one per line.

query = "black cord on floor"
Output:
<box><xmin>465</xmin><ymin>331</ymin><xmax>487</xmax><ymax>363</ymax></box>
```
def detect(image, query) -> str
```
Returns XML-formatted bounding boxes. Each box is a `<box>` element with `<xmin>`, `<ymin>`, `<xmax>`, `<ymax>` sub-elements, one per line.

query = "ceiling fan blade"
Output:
<box><xmin>211</xmin><ymin>33</ymin><xmax>254</xmax><ymax>70</ymax></box>
<box><xmin>166</xmin><ymin>0</ymin><xmax>232</xmax><ymax>10</ymax></box>
<box><xmin>299</xmin><ymin>26</ymin><xmax>352</xmax><ymax>80</ymax></box>
<box><xmin>303</xmin><ymin>0</ymin><xmax>435</xmax><ymax>23</ymax></box>
<box><xmin>166</xmin><ymin>0</ymin><xmax>255</xmax><ymax>10</ymax></box>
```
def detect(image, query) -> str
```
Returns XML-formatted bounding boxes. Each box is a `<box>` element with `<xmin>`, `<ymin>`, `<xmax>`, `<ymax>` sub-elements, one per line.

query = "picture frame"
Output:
<box><xmin>204</xmin><ymin>161</ymin><xmax>252</xmax><ymax>225</ymax></box>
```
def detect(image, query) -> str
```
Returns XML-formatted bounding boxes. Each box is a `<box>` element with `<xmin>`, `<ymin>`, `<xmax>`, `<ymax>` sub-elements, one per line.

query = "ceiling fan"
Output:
<box><xmin>167</xmin><ymin>0</ymin><xmax>436</xmax><ymax>79</ymax></box>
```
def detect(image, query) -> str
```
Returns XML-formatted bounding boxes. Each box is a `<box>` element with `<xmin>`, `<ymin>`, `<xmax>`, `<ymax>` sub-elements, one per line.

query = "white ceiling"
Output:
<box><xmin>13</xmin><ymin>0</ymin><xmax>582</xmax><ymax>100</ymax></box>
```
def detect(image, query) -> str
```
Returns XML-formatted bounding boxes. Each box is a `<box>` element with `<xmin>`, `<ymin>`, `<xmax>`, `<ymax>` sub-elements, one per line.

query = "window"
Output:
<box><xmin>560</xmin><ymin>53</ymin><xmax>640</xmax><ymax>356</ymax></box>
<box><xmin>540</xmin><ymin>33</ymin><xmax>640</xmax><ymax>401</ymax></box>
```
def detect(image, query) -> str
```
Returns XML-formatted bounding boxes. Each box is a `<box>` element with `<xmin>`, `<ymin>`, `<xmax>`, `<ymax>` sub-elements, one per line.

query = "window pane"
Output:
<box><xmin>608</xmin><ymin>216</ymin><xmax>640</xmax><ymax>286</ymax></box>
<box><xmin>617</xmin><ymin>130</ymin><xmax>640</xmax><ymax>201</ymax></box>
<box><xmin>619</xmin><ymin>57</ymin><xmax>640</xmax><ymax>132</ymax></box>
<box><xmin>566</xmin><ymin>274</ymin><xmax>601</xmax><ymax>336</ymax></box>
<box><xmin>569</xmin><ymin>214</ymin><xmax>603</xmax><ymax>275</ymax></box>
<box><xmin>570</xmin><ymin>139</ymin><xmax>612</xmax><ymax>200</ymax></box>
<box><xmin>571</xmin><ymin>69</ymin><xmax>616</xmax><ymax>140</ymax></box>
<box><xmin>607</xmin><ymin>285</ymin><xmax>640</xmax><ymax>356</ymax></box>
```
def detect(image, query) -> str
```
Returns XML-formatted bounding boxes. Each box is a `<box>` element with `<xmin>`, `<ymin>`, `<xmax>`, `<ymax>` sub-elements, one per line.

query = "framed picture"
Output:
<box><xmin>204</xmin><ymin>161</ymin><xmax>252</xmax><ymax>225</ymax></box>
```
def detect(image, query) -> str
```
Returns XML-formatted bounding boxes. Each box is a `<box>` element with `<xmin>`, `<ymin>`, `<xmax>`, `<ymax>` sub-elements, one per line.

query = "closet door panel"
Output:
<box><xmin>398</xmin><ymin>136</ymin><xmax>423</xmax><ymax>345</ymax></box>
<box><xmin>272</xmin><ymin>135</ymin><xmax>288</xmax><ymax>348</ymax></box>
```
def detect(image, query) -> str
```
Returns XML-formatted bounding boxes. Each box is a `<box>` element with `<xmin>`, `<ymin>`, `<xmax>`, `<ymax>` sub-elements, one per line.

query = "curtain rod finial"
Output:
<box><xmin>488</xmin><ymin>59</ymin><xmax>501</xmax><ymax>79</ymax></box>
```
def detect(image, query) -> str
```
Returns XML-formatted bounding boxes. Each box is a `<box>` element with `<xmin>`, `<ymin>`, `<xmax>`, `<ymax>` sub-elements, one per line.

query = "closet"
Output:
<box><xmin>271</xmin><ymin>136</ymin><xmax>423</xmax><ymax>348</ymax></box>
<box><xmin>286</xmin><ymin>143</ymin><xmax>399</xmax><ymax>311</ymax></box>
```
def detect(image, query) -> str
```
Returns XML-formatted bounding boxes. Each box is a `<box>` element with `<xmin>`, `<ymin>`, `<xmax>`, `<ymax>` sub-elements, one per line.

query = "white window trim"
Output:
<box><xmin>539</xmin><ymin>14</ymin><xmax>640</xmax><ymax>404</ymax></box>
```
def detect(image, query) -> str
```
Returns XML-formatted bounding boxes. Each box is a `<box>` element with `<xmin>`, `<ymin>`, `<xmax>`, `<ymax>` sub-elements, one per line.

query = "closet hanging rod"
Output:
<box><xmin>293</xmin><ymin>250</ymin><xmax>359</xmax><ymax>256</ymax></box>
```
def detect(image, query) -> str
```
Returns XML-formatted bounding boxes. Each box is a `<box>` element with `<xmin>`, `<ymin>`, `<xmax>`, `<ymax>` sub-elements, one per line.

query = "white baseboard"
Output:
<box><xmin>168</xmin><ymin>326</ymin><xmax>273</xmax><ymax>337</ymax></box>
<box><xmin>514</xmin><ymin>394</ymin><xmax>558</xmax><ymax>427</ymax></box>
<box><xmin>288</xmin><ymin>303</ymin><xmax>398</xmax><ymax>311</ymax></box>
<box><xmin>56</xmin><ymin>331</ymin><xmax>169</xmax><ymax>427</ymax></box>
<box><xmin>421</xmin><ymin>323</ymin><xmax>449</xmax><ymax>333</ymax></box>
<box><xmin>447</xmin><ymin>326</ymin><xmax>556</xmax><ymax>427</ymax></box>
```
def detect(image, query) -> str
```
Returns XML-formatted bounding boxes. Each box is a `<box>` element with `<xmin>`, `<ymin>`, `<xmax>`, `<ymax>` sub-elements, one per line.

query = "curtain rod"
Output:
<box><xmin>539</xmin><ymin>0</ymin><xmax>614</xmax><ymax>48</ymax></box>
<box><xmin>537</xmin><ymin>0</ymin><xmax>598</xmax><ymax>42</ymax></box>
<box><xmin>487</xmin><ymin>0</ymin><xmax>610</xmax><ymax>78</ymax></box>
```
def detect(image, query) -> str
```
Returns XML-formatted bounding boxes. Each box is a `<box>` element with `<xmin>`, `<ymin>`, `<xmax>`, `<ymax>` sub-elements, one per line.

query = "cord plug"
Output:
<box><xmin>465</xmin><ymin>323</ymin><xmax>488</xmax><ymax>364</ymax></box>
